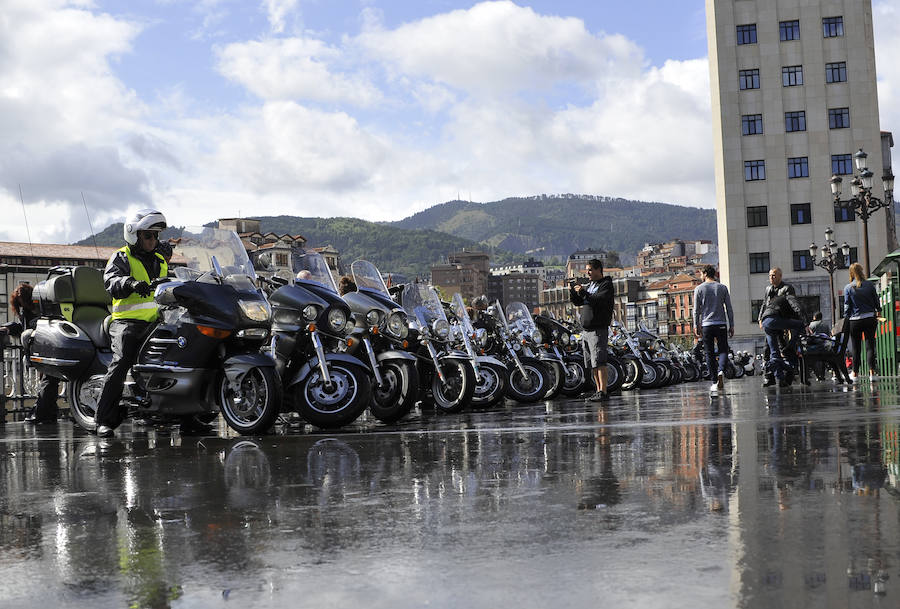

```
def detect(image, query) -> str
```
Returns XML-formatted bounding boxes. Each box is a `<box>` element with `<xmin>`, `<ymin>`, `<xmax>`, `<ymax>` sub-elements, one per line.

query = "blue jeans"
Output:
<box><xmin>701</xmin><ymin>325</ymin><xmax>729</xmax><ymax>378</ymax></box>
<box><xmin>762</xmin><ymin>317</ymin><xmax>805</xmax><ymax>375</ymax></box>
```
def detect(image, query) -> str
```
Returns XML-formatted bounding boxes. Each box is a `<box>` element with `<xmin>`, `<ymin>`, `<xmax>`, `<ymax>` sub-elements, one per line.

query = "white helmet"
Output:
<box><xmin>124</xmin><ymin>209</ymin><xmax>167</xmax><ymax>245</ymax></box>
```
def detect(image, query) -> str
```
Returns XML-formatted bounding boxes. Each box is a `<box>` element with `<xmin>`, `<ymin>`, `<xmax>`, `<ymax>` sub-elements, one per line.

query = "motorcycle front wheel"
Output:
<box><xmin>605</xmin><ymin>356</ymin><xmax>625</xmax><ymax>394</ymax></box>
<box><xmin>505</xmin><ymin>358</ymin><xmax>550</xmax><ymax>403</ymax></box>
<box><xmin>294</xmin><ymin>362</ymin><xmax>371</xmax><ymax>428</ymax></box>
<box><xmin>542</xmin><ymin>360</ymin><xmax>566</xmax><ymax>400</ymax></box>
<box><xmin>218</xmin><ymin>366</ymin><xmax>282</xmax><ymax>435</ymax></box>
<box><xmin>560</xmin><ymin>359</ymin><xmax>588</xmax><ymax>396</ymax></box>
<box><xmin>68</xmin><ymin>374</ymin><xmax>105</xmax><ymax>432</ymax></box>
<box><xmin>471</xmin><ymin>362</ymin><xmax>507</xmax><ymax>408</ymax></box>
<box><xmin>370</xmin><ymin>360</ymin><xmax>419</xmax><ymax>423</ymax></box>
<box><xmin>620</xmin><ymin>356</ymin><xmax>643</xmax><ymax>391</ymax></box>
<box><xmin>428</xmin><ymin>359</ymin><xmax>476</xmax><ymax>413</ymax></box>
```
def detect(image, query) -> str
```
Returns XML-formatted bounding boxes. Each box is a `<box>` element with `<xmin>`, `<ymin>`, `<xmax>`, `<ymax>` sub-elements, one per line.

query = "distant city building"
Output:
<box><xmin>218</xmin><ymin>218</ymin><xmax>306</xmax><ymax>279</ymax></box>
<box><xmin>431</xmin><ymin>248</ymin><xmax>490</xmax><ymax>303</ymax></box>
<box><xmin>487</xmin><ymin>272</ymin><xmax>541</xmax><ymax>311</ymax></box>
<box><xmin>566</xmin><ymin>248</ymin><xmax>610</xmax><ymax>279</ymax></box>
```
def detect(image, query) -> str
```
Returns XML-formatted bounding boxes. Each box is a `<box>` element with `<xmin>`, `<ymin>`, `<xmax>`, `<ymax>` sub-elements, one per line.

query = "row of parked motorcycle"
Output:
<box><xmin>20</xmin><ymin>226</ymin><xmax>760</xmax><ymax>436</ymax></box>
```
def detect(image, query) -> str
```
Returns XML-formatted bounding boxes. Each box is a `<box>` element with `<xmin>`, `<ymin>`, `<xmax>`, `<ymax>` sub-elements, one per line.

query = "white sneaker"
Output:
<box><xmin>717</xmin><ymin>371</ymin><xmax>725</xmax><ymax>391</ymax></box>
<box><xmin>709</xmin><ymin>383</ymin><xmax>719</xmax><ymax>393</ymax></box>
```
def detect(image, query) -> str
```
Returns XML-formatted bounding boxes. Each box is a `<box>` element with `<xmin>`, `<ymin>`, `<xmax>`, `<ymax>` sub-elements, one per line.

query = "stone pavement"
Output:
<box><xmin>0</xmin><ymin>375</ymin><xmax>898</xmax><ymax>608</ymax></box>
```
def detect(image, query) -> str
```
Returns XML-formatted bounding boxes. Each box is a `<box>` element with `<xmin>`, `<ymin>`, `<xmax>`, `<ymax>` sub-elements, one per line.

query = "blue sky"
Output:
<box><xmin>0</xmin><ymin>1</ymin><xmax>897</xmax><ymax>244</ymax></box>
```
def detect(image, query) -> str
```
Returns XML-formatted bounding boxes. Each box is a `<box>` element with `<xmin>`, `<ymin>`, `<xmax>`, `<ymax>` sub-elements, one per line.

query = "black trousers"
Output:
<box><xmin>701</xmin><ymin>325</ymin><xmax>729</xmax><ymax>378</ymax></box>
<box><xmin>849</xmin><ymin>317</ymin><xmax>878</xmax><ymax>375</ymax></box>
<box><xmin>95</xmin><ymin>320</ymin><xmax>150</xmax><ymax>428</ymax></box>
<box><xmin>30</xmin><ymin>374</ymin><xmax>60</xmax><ymax>421</ymax></box>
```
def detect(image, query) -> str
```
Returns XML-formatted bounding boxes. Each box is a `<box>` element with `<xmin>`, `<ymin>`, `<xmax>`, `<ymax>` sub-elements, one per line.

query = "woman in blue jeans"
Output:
<box><xmin>843</xmin><ymin>262</ymin><xmax>881</xmax><ymax>381</ymax></box>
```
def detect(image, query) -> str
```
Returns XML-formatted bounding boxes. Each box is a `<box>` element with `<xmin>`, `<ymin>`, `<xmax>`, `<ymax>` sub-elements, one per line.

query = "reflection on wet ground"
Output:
<box><xmin>1</xmin><ymin>376</ymin><xmax>898</xmax><ymax>608</ymax></box>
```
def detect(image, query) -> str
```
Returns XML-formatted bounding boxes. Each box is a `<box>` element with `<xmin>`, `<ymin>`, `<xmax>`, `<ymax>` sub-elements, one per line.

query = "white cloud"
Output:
<box><xmin>217</xmin><ymin>37</ymin><xmax>381</xmax><ymax>105</ymax></box>
<box><xmin>263</xmin><ymin>0</ymin><xmax>299</xmax><ymax>34</ymax></box>
<box><xmin>875</xmin><ymin>1</ymin><xmax>900</xmax><ymax>167</ymax></box>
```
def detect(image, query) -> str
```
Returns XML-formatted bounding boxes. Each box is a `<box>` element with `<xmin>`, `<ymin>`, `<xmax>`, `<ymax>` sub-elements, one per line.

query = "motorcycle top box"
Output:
<box><xmin>26</xmin><ymin>265</ymin><xmax>112</xmax><ymax>381</ymax></box>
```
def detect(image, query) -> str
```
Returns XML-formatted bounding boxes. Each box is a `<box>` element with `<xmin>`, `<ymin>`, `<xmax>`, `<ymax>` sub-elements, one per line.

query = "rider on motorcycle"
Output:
<box><xmin>93</xmin><ymin>209</ymin><xmax>171</xmax><ymax>437</ymax></box>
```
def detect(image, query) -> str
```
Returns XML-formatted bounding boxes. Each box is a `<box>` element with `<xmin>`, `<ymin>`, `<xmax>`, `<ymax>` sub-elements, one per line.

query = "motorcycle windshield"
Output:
<box><xmin>174</xmin><ymin>227</ymin><xmax>257</xmax><ymax>283</ymax></box>
<box><xmin>488</xmin><ymin>300</ymin><xmax>509</xmax><ymax>331</ymax></box>
<box><xmin>450</xmin><ymin>293</ymin><xmax>475</xmax><ymax>335</ymax></box>
<box><xmin>506</xmin><ymin>301</ymin><xmax>537</xmax><ymax>335</ymax></box>
<box><xmin>290</xmin><ymin>250</ymin><xmax>339</xmax><ymax>293</ymax></box>
<box><xmin>401</xmin><ymin>283</ymin><xmax>447</xmax><ymax>328</ymax></box>
<box><xmin>350</xmin><ymin>260</ymin><xmax>389</xmax><ymax>295</ymax></box>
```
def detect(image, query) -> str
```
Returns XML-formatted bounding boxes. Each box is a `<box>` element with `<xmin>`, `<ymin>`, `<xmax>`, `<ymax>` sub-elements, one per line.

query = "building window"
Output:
<box><xmin>749</xmin><ymin>252</ymin><xmax>770</xmax><ymax>274</ymax></box>
<box><xmin>836</xmin><ymin>247</ymin><xmax>859</xmax><ymax>269</ymax></box>
<box><xmin>834</xmin><ymin>206</ymin><xmax>855</xmax><ymax>223</ymax></box>
<box><xmin>737</xmin><ymin>24</ymin><xmax>757</xmax><ymax>45</ymax></box>
<box><xmin>742</xmin><ymin>114</ymin><xmax>763</xmax><ymax>135</ymax></box>
<box><xmin>782</xmin><ymin>65</ymin><xmax>804</xmax><ymax>87</ymax></box>
<box><xmin>784</xmin><ymin>111</ymin><xmax>806</xmax><ymax>132</ymax></box>
<box><xmin>790</xmin><ymin>203</ymin><xmax>812</xmax><ymax>225</ymax></box>
<box><xmin>823</xmin><ymin>16</ymin><xmax>844</xmax><ymax>38</ymax></box>
<box><xmin>739</xmin><ymin>69</ymin><xmax>760</xmax><ymax>90</ymax></box>
<box><xmin>745</xmin><ymin>160</ymin><xmax>766</xmax><ymax>181</ymax></box>
<box><xmin>780</xmin><ymin>20</ymin><xmax>800</xmax><ymax>41</ymax></box>
<box><xmin>747</xmin><ymin>205</ymin><xmax>768</xmax><ymax>227</ymax></box>
<box><xmin>751</xmin><ymin>300</ymin><xmax>763</xmax><ymax>322</ymax></box>
<box><xmin>829</xmin><ymin>107</ymin><xmax>850</xmax><ymax>129</ymax></box>
<box><xmin>832</xmin><ymin>154</ymin><xmax>853</xmax><ymax>175</ymax></box>
<box><xmin>793</xmin><ymin>250</ymin><xmax>813</xmax><ymax>271</ymax></box>
<box><xmin>787</xmin><ymin>157</ymin><xmax>809</xmax><ymax>178</ymax></box>
<box><xmin>826</xmin><ymin>62</ymin><xmax>847</xmax><ymax>83</ymax></box>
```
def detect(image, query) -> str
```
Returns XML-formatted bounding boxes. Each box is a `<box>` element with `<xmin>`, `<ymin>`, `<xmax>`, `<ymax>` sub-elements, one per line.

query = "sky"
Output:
<box><xmin>1</xmin><ymin>0</ymin><xmax>899</xmax><ymax>245</ymax></box>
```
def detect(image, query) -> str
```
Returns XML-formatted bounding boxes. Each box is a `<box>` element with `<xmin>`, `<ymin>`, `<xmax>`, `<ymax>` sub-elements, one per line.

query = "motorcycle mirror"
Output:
<box><xmin>255</xmin><ymin>253</ymin><xmax>271</xmax><ymax>270</ymax></box>
<box><xmin>211</xmin><ymin>255</ymin><xmax>224</xmax><ymax>279</ymax></box>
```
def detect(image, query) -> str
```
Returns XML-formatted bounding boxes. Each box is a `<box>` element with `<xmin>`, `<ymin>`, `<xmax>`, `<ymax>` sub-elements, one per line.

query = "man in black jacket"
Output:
<box><xmin>569</xmin><ymin>258</ymin><xmax>614</xmax><ymax>401</ymax></box>
<box><xmin>758</xmin><ymin>267</ymin><xmax>807</xmax><ymax>387</ymax></box>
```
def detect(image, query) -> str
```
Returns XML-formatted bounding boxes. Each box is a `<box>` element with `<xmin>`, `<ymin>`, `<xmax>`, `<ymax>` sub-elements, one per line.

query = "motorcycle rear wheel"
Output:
<box><xmin>68</xmin><ymin>374</ymin><xmax>105</xmax><ymax>432</ymax></box>
<box><xmin>219</xmin><ymin>366</ymin><xmax>282</xmax><ymax>435</ymax></box>
<box><xmin>370</xmin><ymin>360</ymin><xmax>419</xmax><ymax>423</ymax></box>
<box><xmin>294</xmin><ymin>362</ymin><xmax>371</xmax><ymax>428</ymax></box>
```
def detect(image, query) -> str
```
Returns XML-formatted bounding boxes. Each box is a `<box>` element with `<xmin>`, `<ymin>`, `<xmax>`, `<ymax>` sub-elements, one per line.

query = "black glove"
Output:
<box><xmin>128</xmin><ymin>278</ymin><xmax>152</xmax><ymax>297</ymax></box>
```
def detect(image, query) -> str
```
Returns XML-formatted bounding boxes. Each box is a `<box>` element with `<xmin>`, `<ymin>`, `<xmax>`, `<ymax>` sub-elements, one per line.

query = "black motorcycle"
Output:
<box><xmin>267</xmin><ymin>250</ymin><xmax>373</xmax><ymax>428</ymax></box>
<box><xmin>342</xmin><ymin>260</ymin><xmax>419</xmax><ymax>423</ymax></box>
<box><xmin>401</xmin><ymin>283</ymin><xmax>476</xmax><ymax>413</ymax></box>
<box><xmin>25</xmin><ymin>227</ymin><xmax>281</xmax><ymax>435</ymax></box>
<box><xmin>535</xmin><ymin>314</ymin><xmax>592</xmax><ymax>396</ymax></box>
<box><xmin>481</xmin><ymin>300</ymin><xmax>550</xmax><ymax>403</ymax></box>
<box><xmin>447</xmin><ymin>293</ymin><xmax>508</xmax><ymax>408</ymax></box>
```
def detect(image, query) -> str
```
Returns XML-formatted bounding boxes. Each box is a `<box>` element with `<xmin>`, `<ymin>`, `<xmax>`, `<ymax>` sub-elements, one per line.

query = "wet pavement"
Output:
<box><xmin>1</xmin><ymin>376</ymin><xmax>899</xmax><ymax>609</ymax></box>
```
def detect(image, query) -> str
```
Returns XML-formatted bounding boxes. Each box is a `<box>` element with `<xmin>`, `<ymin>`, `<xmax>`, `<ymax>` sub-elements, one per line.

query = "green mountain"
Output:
<box><xmin>390</xmin><ymin>195</ymin><xmax>716</xmax><ymax>262</ymax></box>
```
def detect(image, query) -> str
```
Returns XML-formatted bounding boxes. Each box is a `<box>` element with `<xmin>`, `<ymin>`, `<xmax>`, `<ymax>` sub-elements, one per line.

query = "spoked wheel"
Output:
<box><xmin>429</xmin><ymin>359</ymin><xmax>476</xmax><ymax>413</ymax></box>
<box><xmin>541</xmin><ymin>360</ymin><xmax>566</xmax><ymax>400</ymax></box>
<box><xmin>68</xmin><ymin>375</ymin><xmax>105</xmax><ymax>432</ymax></box>
<box><xmin>219</xmin><ymin>366</ymin><xmax>282</xmax><ymax>435</ymax></box>
<box><xmin>505</xmin><ymin>358</ymin><xmax>550</xmax><ymax>403</ymax></box>
<box><xmin>560</xmin><ymin>359</ymin><xmax>588</xmax><ymax>397</ymax></box>
<box><xmin>471</xmin><ymin>363</ymin><xmax>507</xmax><ymax>408</ymax></box>
<box><xmin>370</xmin><ymin>360</ymin><xmax>419</xmax><ymax>423</ymax></box>
<box><xmin>294</xmin><ymin>362</ymin><xmax>371</xmax><ymax>428</ymax></box>
<box><xmin>620</xmin><ymin>356</ymin><xmax>643</xmax><ymax>391</ymax></box>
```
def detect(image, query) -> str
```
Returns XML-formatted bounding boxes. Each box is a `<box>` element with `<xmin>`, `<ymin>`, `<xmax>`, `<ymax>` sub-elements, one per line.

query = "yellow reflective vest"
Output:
<box><xmin>110</xmin><ymin>246</ymin><xmax>168</xmax><ymax>322</ymax></box>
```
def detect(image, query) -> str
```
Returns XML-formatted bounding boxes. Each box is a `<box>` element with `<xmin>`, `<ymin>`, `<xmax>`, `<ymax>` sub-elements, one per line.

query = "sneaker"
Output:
<box><xmin>586</xmin><ymin>391</ymin><xmax>603</xmax><ymax>402</ymax></box>
<box><xmin>716</xmin><ymin>371</ymin><xmax>725</xmax><ymax>391</ymax></box>
<box><xmin>95</xmin><ymin>425</ymin><xmax>115</xmax><ymax>438</ymax></box>
<box><xmin>762</xmin><ymin>376</ymin><xmax>776</xmax><ymax>387</ymax></box>
<box><xmin>599</xmin><ymin>391</ymin><xmax>610</xmax><ymax>402</ymax></box>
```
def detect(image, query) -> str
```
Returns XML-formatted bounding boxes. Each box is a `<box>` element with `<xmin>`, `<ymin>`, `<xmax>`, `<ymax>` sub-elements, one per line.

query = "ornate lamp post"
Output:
<box><xmin>831</xmin><ymin>148</ymin><xmax>895</xmax><ymax>275</ymax></box>
<box><xmin>809</xmin><ymin>226</ymin><xmax>851</xmax><ymax>323</ymax></box>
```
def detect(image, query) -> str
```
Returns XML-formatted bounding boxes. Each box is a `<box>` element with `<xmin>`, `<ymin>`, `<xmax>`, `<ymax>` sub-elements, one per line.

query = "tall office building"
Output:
<box><xmin>707</xmin><ymin>0</ymin><xmax>894</xmax><ymax>346</ymax></box>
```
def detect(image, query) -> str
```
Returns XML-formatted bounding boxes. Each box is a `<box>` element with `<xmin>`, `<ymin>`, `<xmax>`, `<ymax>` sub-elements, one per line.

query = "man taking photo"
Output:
<box><xmin>569</xmin><ymin>258</ymin><xmax>614</xmax><ymax>402</ymax></box>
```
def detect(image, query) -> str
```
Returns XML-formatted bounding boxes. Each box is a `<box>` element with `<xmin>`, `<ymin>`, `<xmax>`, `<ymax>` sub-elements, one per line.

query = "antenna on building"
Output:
<box><xmin>81</xmin><ymin>192</ymin><xmax>101</xmax><ymax>261</ymax></box>
<box><xmin>17</xmin><ymin>184</ymin><xmax>34</xmax><ymax>257</ymax></box>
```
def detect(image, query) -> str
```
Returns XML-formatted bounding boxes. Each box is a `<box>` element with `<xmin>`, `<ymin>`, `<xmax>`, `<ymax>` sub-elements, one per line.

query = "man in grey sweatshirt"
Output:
<box><xmin>693</xmin><ymin>264</ymin><xmax>734</xmax><ymax>393</ymax></box>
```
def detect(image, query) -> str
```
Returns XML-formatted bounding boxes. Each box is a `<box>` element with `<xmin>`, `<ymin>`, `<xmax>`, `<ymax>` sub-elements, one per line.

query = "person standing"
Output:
<box><xmin>843</xmin><ymin>262</ymin><xmax>881</xmax><ymax>381</ymax></box>
<box><xmin>569</xmin><ymin>258</ymin><xmax>614</xmax><ymax>402</ymax></box>
<box><xmin>93</xmin><ymin>209</ymin><xmax>169</xmax><ymax>438</ymax></box>
<box><xmin>0</xmin><ymin>283</ymin><xmax>60</xmax><ymax>423</ymax></box>
<box><xmin>693</xmin><ymin>265</ymin><xmax>734</xmax><ymax>394</ymax></box>
<box><xmin>758</xmin><ymin>267</ymin><xmax>807</xmax><ymax>387</ymax></box>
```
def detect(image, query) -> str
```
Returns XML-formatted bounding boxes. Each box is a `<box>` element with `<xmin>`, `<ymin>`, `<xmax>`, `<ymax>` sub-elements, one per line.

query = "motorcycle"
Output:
<box><xmin>25</xmin><ymin>226</ymin><xmax>281</xmax><ymax>435</ymax></box>
<box><xmin>342</xmin><ymin>260</ymin><xmax>419</xmax><ymax>423</ymax></box>
<box><xmin>480</xmin><ymin>300</ymin><xmax>550</xmax><ymax>403</ymax></box>
<box><xmin>401</xmin><ymin>283</ymin><xmax>476</xmax><ymax>413</ymax></box>
<box><xmin>447</xmin><ymin>293</ymin><xmax>508</xmax><ymax>408</ymax></box>
<box><xmin>267</xmin><ymin>250</ymin><xmax>373</xmax><ymax>428</ymax></box>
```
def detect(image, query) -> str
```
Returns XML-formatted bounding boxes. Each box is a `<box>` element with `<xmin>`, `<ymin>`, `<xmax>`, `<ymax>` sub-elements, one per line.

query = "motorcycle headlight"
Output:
<box><xmin>239</xmin><ymin>299</ymin><xmax>271</xmax><ymax>322</ymax></box>
<box><xmin>366</xmin><ymin>309</ymin><xmax>382</xmax><ymax>327</ymax></box>
<box><xmin>512</xmin><ymin>341</ymin><xmax>522</xmax><ymax>351</ymax></box>
<box><xmin>327</xmin><ymin>308</ymin><xmax>347</xmax><ymax>333</ymax></box>
<box><xmin>387</xmin><ymin>311</ymin><xmax>408</xmax><ymax>338</ymax></box>
<box><xmin>432</xmin><ymin>319</ymin><xmax>450</xmax><ymax>340</ymax></box>
<box><xmin>302</xmin><ymin>305</ymin><xmax>318</xmax><ymax>321</ymax></box>
<box><xmin>560</xmin><ymin>333</ymin><xmax>570</xmax><ymax>346</ymax></box>
<box><xmin>530</xmin><ymin>329</ymin><xmax>542</xmax><ymax>344</ymax></box>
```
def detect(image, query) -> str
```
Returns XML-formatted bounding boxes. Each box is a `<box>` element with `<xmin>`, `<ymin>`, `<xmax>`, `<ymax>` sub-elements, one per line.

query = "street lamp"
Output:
<box><xmin>831</xmin><ymin>148</ymin><xmax>895</xmax><ymax>275</ymax></box>
<box><xmin>809</xmin><ymin>227</ymin><xmax>851</xmax><ymax>322</ymax></box>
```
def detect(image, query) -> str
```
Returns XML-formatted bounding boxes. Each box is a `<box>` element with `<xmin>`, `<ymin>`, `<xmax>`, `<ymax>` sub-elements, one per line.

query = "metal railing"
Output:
<box><xmin>1</xmin><ymin>337</ymin><xmax>67</xmax><ymax>422</ymax></box>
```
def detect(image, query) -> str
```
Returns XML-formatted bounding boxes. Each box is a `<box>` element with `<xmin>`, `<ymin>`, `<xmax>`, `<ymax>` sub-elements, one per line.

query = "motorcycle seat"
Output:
<box><xmin>73</xmin><ymin>307</ymin><xmax>111</xmax><ymax>348</ymax></box>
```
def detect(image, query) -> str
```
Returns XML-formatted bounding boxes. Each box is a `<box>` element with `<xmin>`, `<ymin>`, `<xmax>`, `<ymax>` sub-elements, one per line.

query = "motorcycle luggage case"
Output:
<box><xmin>28</xmin><ymin>318</ymin><xmax>98</xmax><ymax>380</ymax></box>
<box><xmin>33</xmin><ymin>269</ymin><xmax>76</xmax><ymax>319</ymax></box>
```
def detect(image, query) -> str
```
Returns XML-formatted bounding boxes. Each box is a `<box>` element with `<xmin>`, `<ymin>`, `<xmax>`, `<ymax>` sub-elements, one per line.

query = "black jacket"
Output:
<box><xmin>569</xmin><ymin>276</ymin><xmax>614</xmax><ymax>330</ymax></box>
<box><xmin>103</xmin><ymin>243</ymin><xmax>169</xmax><ymax>299</ymax></box>
<box><xmin>759</xmin><ymin>282</ymin><xmax>804</xmax><ymax>322</ymax></box>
